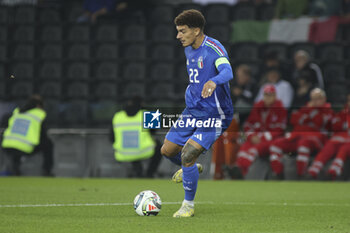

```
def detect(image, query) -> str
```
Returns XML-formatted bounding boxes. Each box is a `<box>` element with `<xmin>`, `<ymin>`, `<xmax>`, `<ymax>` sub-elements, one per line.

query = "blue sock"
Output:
<box><xmin>182</xmin><ymin>164</ymin><xmax>199</xmax><ymax>201</ymax></box>
<box><xmin>164</xmin><ymin>152</ymin><xmax>182</xmax><ymax>166</ymax></box>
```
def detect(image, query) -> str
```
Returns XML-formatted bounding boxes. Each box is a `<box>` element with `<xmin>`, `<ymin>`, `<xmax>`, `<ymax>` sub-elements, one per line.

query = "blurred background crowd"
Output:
<box><xmin>0</xmin><ymin>0</ymin><xmax>349</xmax><ymax>180</ymax></box>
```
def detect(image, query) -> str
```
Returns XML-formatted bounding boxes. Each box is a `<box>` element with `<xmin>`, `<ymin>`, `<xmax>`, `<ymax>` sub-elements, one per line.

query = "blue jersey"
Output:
<box><xmin>184</xmin><ymin>35</ymin><xmax>233</xmax><ymax>119</ymax></box>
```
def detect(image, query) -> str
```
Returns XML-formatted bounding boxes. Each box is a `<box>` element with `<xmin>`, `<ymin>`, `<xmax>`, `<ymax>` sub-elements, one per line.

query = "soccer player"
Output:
<box><xmin>160</xmin><ymin>10</ymin><xmax>234</xmax><ymax>217</ymax></box>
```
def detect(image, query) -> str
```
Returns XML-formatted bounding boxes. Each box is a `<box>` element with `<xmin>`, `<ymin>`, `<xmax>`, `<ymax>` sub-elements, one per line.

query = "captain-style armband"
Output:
<box><xmin>215</xmin><ymin>57</ymin><xmax>230</xmax><ymax>69</ymax></box>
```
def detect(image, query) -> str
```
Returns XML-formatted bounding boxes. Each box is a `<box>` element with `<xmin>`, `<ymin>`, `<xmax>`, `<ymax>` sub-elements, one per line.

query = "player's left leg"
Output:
<box><xmin>173</xmin><ymin>117</ymin><xmax>232</xmax><ymax>218</ymax></box>
<box><xmin>173</xmin><ymin>139</ymin><xmax>204</xmax><ymax>218</ymax></box>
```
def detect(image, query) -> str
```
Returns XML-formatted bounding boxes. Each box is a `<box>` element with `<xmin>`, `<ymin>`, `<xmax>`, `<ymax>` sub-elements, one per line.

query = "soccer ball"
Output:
<box><xmin>133</xmin><ymin>190</ymin><xmax>162</xmax><ymax>216</ymax></box>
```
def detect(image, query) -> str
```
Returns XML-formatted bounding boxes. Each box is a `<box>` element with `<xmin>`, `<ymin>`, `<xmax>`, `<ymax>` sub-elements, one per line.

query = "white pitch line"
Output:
<box><xmin>0</xmin><ymin>201</ymin><xmax>348</xmax><ymax>208</ymax></box>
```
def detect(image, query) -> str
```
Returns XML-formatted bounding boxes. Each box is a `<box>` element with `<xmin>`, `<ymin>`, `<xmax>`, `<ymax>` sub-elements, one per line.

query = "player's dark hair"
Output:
<box><xmin>174</xmin><ymin>9</ymin><xmax>206</xmax><ymax>31</ymax></box>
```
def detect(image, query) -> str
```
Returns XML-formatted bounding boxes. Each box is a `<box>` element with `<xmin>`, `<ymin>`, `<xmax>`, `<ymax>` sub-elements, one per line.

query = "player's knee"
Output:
<box><xmin>181</xmin><ymin>144</ymin><xmax>201</xmax><ymax>167</ymax></box>
<box><xmin>160</xmin><ymin>145</ymin><xmax>171</xmax><ymax>157</ymax></box>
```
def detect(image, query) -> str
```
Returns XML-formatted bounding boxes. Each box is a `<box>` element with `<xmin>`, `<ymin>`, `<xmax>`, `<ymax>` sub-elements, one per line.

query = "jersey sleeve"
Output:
<box><xmin>210</xmin><ymin>56</ymin><xmax>233</xmax><ymax>85</ymax></box>
<box><xmin>205</xmin><ymin>41</ymin><xmax>233</xmax><ymax>85</ymax></box>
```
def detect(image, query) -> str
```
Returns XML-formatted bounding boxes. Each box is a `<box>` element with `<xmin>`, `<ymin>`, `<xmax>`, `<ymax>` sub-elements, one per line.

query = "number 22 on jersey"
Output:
<box><xmin>189</xmin><ymin>68</ymin><xmax>199</xmax><ymax>83</ymax></box>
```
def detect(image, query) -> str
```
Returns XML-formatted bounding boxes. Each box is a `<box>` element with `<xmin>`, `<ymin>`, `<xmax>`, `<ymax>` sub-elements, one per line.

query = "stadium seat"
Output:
<box><xmin>231</xmin><ymin>42</ymin><xmax>259</xmax><ymax>62</ymax></box>
<box><xmin>0</xmin><ymin>25</ymin><xmax>7</xmax><ymax>42</ymax></box>
<box><xmin>89</xmin><ymin>100</ymin><xmax>119</xmax><ymax>126</ymax></box>
<box><xmin>150</xmin><ymin>5</ymin><xmax>174</xmax><ymax>23</ymax></box>
<box><xmin>95</xmin><ymin>43</ymin><xmax>118</xmax><ymax>60</ymax></box>
<box><xmin>122</xmin><ymin>82</ymin><xmax>145</xmax><ymax>99</ymax></box>
<box><xmin>12</xmin><ymin>25</ymin><xmax>35</xmax><ymax>42</ymax></box>
<box><xmin>316</xmin><ymin>43</ymin><xmax>344</xmax><ymax>62</ymax></box>
<box><xmin>66</xmin><ymin>62</ymin><xmax>90</xmax><ymax>81</ymax></box>
<box><xmin>288</xmin><ymin>42</ymin><xmax>316</xmax><ymax>60</ymax></box>
<box><xmin>0</xmin><ymin>81</ymin><xmax>5</xmax><ymax>99</ymax></box>
<box><xmin>0</xmin><ymin>64</ymin><xmax>5</xmax><ymax>79</ymax></box>
<box><xmin>0</xmin><ymin>6</ymin><xmax>8</xmax><ymax>24</ymax></box>
<box><xmin>260</xmin><ymin>42</ymin><xmax>288</xmax><ymax>61</ymax></box>
<box><xmin>122</xmin><ymin>63</ymin><xmax>146</xmax><ymax>81</ymax></box>
<box><xmin>344</xmin><ymin>45</ymin><xmax>350</xmax><ymax>61</ymax></box>
<box><xmin>43</xmin><ymin>98</ymin><xmax>61</xmax><ymax>127</ymax></box>
<box><xmin>40</xmin><ymin>25</ymin><xmax>62</xmax><ymax>42</ymax></box>
<box><xmin>151</xmin><ymin>24</ymin><xmax>175</xmax><ymax>42</ymax></box>
<box><xmin>39</xmin><ymin>82</ymin><xmax>61</xmax><ymax>98</ymax></box>
<box><xmin>148</xmin><ymin>83</ymin><xmax>175</xmax><ymax>100</ymax></box>
<box><xmin>257</xmin><ymin>4</ymin><xmax>276</xmax><ymax>21</ymax></box>
<box><xmin>177</xmin><ymin>3</ymin><xmax>203</xmax><ymax>13</ymax></box>
<box><xmin>94</xmin><ymin>82</ymin><xmax>117</xmax><ymax>100</ymax></box>
<box><xmin>327</xmin><ymin>84</ymin><xmax>347</xmax><ymax>106</ymax></box>
<box><xmin>10</xmin><ymin>81</ymin><xmax>33</xmax><ymax>99</ymax></box>
<box><xmin>206</xmin><ymin>24</ymin><xmax>231</xmax><ymax>43</ymax></box>
<box><xmin>38</xmin><ymin>8</ymin><xmax>62</xmax><ymax>24</ymax></box>
<box><xmin>40</xmin><ymin>44</ymin><xmax>62</xmax><ymax>60</ymax></box>
<box><xmin>38</xmin><ymin>62</ymin><xmax>62</xmax><ymax>81</ymax></box>
<box><xmin>67</xmin><ymin>25</ymin><xmax>90</xmax><ymax>42</ymax></box>
<box><xmin>0</xmin><ymin>44</ymin><xmax>6</xmax><ymax>62</ymax></box>
<box><xmin>321</xmin><ymin>62</ymin><xmax>346</xmax><ymax>84</ymax></box>
<box><xmin>10</xmin><ymin>62</ymin><xmax>34</xmax><ymax>80</ymax></box>
<box><xmin>122</xmin><ymin>43</ymin><xmax>147</xmax><ymax>60</ymax></box>
<box><xmin>150</xmin><ymin>63</ymin><xmax>174</xmax><ymax>81</ymax></box>
<box><xmin>61</xmin><ymin>100</ymin><xmax>89</xmax><ymax>126</ymax></box>
<box><xmin>94</xmin><ymin>62</ymin><xmax>118</xmax><ymax>81</ymax></box>
<box><xmin>176</xmin><ymin>63</ymin><xmax>189</xmax><ymax>84</ymax></box>
<box><xmin>122</xmin><ymin>25</ymin><xmax>146</xmax><ymax>42</ymax></box>
<box><xmin>337</xmin><ymin>24</ymin><xmax>350</xmax><ymax>43</ymax></box>
<box><xmin>95</xmin><ymin>24</ymin><xmax>118</xmax><ymax>42</ymax></box>
<box><xmin>205</xmin><ymin>4</ymin><xmax>230</xmax><ymax>24</ymax></box>
<box><xmin>14</xmin><ymin>6</ymin><xmax>36</xmax><ymax>24</ymax></box>
<box><xmin>231</xmin><ymin>3</ymin><xmax>256</xmax><ymax>21</ymax></box>
<box><xmin>151</xmin><ymin>44</ymin><xmax>175</xmax><ymax>61</ymax></box>
<box><xmin>67</xmin><ymin>43</ymin><xmax>90</xmax><ymax>60</ymax></box>
<box><xmin>12</xmin><ymin>44</ymin><xmax>35</xmax><ymax>61</ymax></box>
<box><xmin>64</xmin><ymin>2</ymin><xmax>86</xmax><ymax>22</ymax></box>
<box><xmin>66</xmin><ymin>82</ymin><xmax>89</xmax><ymax>99</ymax></box>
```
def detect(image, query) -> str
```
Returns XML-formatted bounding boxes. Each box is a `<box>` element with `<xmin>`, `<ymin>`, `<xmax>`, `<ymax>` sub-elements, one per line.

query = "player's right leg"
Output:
<box><xmin>160</xmin><ymin>138</ymin><xmax>183</xmax><ymax>166</ymax></box>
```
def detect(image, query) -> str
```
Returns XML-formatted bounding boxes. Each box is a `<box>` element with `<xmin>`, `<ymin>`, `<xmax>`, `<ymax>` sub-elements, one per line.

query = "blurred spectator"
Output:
<box><xmin>110</xmin><ymin>96</ymin><xmax>162</xmax><ymax>178</ymax></box>
<box><xmin>1</xmin><ymin>95</ymin><xmax>54</xmax><ymax>176</ymax></box>
<box><xmin>291</xmin><ymin>72</ymin><xmax>315</xmax><ymax>109</ymax></box>
<box><xmin>308</xmin><ymin>0</ymin><xmax>342</xmax><ymax>17</ymax></box>
<box><xmin>228</xmin><ymin>85</ymin><xmax>287</xmax><ymax>178</ymax></box>
<box><xmin>255</xmin><ymin>68</ymin><xmax>294</xmax><ymax>109</ymax></box>
<box><xmin>308</xmin><ymin>93</ymin><xmax>350</xmax><ymax>179</ymax></box>
<box><xmin>260</xmin><ymin>51</ymin><xmax>290</xmax><ymax>82</ymax></box>
<box><xmin>231</xmin><ymin>64</ymin><xmax>257</xmax><ymax>124</ymax></box>
<box><xmin>274</xmin><ymin>0</ymin><xmax>308</xmax><ymax>19</ymax></box>
<box><xmin>292</xmin><ymin>50</ymin><xmax>324</xmax><ymax>89</ymax></box>
<box><xmin>269</xmin><ymin>88</ymin><xmax>333</xmax><ymax>178</ymax></box>
<box><xmin>77</xmin><ymin>0</ymin><xmax>120</xmax><ymax>23</ymax></box>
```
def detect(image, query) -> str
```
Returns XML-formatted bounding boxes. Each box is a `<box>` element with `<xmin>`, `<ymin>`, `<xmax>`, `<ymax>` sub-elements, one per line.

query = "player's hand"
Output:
<box><xmin>201</xmin><ymin>80</ymin><xmax>216</xmax><ymax>98</ymax></box>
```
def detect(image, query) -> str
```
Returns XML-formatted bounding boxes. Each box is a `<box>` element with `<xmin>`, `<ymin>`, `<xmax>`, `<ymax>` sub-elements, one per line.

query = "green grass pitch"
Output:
<box><xmin>0</xmin><ymin>178</ymin><xmax>349</xmax><ymax>233</ymax></box>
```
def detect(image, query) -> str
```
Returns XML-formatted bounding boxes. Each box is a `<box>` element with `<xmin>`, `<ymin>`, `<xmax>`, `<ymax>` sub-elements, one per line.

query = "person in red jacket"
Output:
<box><xmin>269</xmin><ymin>88</ymin><xmax>333</xmax><ymax>178</ymax></box>
<box><xmin>308</xmin><ymin>94</ymin><xmax>350</xmax><ymax>179</ymax></box>
<box><xmin>231</xmin><ymin>85</ymin><xmax>287</xmax><ymax>178</ymax></box>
